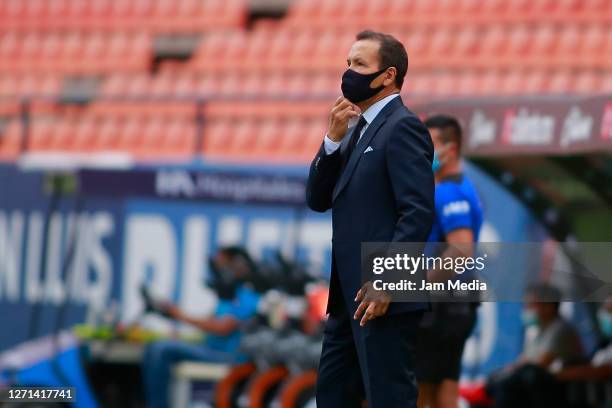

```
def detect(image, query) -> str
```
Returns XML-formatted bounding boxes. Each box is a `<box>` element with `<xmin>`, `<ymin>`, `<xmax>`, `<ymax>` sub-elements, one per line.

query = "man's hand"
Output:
<box><xmin>353</xmin><ymin>281</ymin><xmax>391</xmax><ymax>327</ymax></box>
<box><xmin>328</xmin><ymin>96</ymin><xmax>361</xmax><ymax>142</ymax></box>
<box><xmin>158</xmin><ymin>301</ymin><xmax>182</xmax><ymax>320</ymax></box>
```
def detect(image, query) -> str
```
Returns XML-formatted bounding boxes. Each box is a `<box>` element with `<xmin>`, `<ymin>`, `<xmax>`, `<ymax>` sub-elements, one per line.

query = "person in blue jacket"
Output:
<box><xmin>416</xmin><ymin>115</ymin><xmax>484</xmax><ymax>408</ymax></box>
<box><xmin>141</xmin><ymin>247</ymin><xmax>260</xmax><ymax>408</ymax></box>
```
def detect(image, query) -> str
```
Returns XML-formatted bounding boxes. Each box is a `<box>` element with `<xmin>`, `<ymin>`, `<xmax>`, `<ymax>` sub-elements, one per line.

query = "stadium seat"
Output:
<box><xmin>548</xmin><ymin>70</ymin><xmax>574</xmax><ymax>93</ymax></box>
<box><xmin>601</xmin><ymin>74</ymin><xmax>612</xmax><ymax>92</ymax></box>
<box><xmin>523</xmin><ymin>70</ymin><xmax>548</xmax><ymax>94</ymax></box>
<box><xmin>0</xmin><ymin>119</ymin><xmax>22</xmax><ymax>159</ymax></box>
<box><xmin>572</xmin><ymin>71</ymin><xmax>599</xmax><ymax>93</ymax></box>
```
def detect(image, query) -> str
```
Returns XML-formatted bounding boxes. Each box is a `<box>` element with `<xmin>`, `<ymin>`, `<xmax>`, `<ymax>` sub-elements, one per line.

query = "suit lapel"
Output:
<box><xmin>332</xmin><ymin>96</ymin><xmax>404</xmax><ymax>202</ymax></box>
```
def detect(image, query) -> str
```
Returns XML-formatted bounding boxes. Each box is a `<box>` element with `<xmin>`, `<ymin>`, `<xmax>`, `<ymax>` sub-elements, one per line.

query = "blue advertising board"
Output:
<box><xmin>0</xmin><ymin>161</ymin><xmax>589</xmax><ymax>387</ymax></box>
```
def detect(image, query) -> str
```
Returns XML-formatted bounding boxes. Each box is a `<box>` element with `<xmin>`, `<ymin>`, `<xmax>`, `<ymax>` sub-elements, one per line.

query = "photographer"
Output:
<box><xmin>141</xmin><ymin>247</ymin><xmax>260</xmax><ymax>408</ymax></box>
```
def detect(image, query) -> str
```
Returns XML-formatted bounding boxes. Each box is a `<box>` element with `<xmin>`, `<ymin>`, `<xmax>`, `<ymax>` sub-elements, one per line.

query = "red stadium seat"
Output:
<box><xmin>277</xmin><ymin>118</ymin><xmax>306</xmax><ymax>156</ymax></box>
<box><xmin>0</xmin><ymin>119</ymin><xmax>22</xmax><ymax>159</ymax></box>
<box><xmin>523</xmin><ymin>70</ymin><xmax>548</xmax><ymax>94</ymax></box>
<box><xmin>164</xmin><ymin>120</ymin><xmax>196</xmax><ymax>158</ymax></box>
<box><xmin>203</xmin><ymin>119</ymin><xmax>232</xmax><ymax>156</ymax></box>
<box><xmin>548</xmin><ymin>70</ymin><xmax>574</xmax><ymax>93</ymax></box>
<box><xmin>601</xmin><ymin>74</ymin><xmax>612</xmax><ymax>93</ymax></box>
<box><xmin>117</xmin><ymin>117</ymin><xmax>143</xmax><ymax>153</ymax></box>
<box><xmin>573</xmin><ymin>71</ymin><xmax>600</xmax><ymax>93</ymax></box>
<box><xmin>29</xmin><ymin>119</ymin><xmax>55</xmax><ymax>151</ymax></box>
<box><xmin>92</xmin><ymin>117</ymin><xmax>121</xmax><ymax>152</ymax></box>
<box><xmin>555</xmin><ymin>25</ymin><xmax>582</xmax><ymax>67</ymax></box>
<box><xmin>251</xmin><ymin>118</ymin><xmax>282</xmax><ymax>156</ymax></box>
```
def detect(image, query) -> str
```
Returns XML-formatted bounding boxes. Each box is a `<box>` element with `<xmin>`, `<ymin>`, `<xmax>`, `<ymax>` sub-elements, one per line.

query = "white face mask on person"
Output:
<box><xmin>598</xmin><ymin>310</ymin><xmax>612</xmax><ymax>338</ymax></box>
<box><xmin>521</xmin><ymin>309</ymin><xmax>539</xmax><ymax>327</ymax></box>
<box><xmin>432</xmin><ymin>144</ymin><xmax>451</xmax><ymax>173</ymax></box>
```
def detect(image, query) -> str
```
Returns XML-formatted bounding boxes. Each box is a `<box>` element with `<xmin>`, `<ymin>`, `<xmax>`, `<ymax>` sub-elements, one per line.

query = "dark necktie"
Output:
<box><xmin>342</xmin><ymin>116</ymin><xmax>367</xmax><ymax>171</ymax></box>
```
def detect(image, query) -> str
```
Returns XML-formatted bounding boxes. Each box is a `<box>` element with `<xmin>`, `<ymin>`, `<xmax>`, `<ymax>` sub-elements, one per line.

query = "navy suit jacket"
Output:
<box><xmin>307</xmin><ymin>96</ymin><xmax>435</xmax><ymax>316</ymax></box>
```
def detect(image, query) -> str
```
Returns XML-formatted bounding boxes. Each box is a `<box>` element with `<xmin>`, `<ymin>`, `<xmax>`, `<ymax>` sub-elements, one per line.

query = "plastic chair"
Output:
<box><xmin>554</xmin><ymin>25</ymin><xmax>581</xmax><ymax>67</ymax></box>
<box><xmin>0</xmin><ymin>119</ymin><xmax>21</xmax><ymax>159</ymax></box>
<box><xmin>573</xmin><ymin>71</ymin><xmax>599</xmax><ymax>93</ymax></box>
<box><xmin>203</xmin><ymin>119</ymin><xmax>232</xmax><ymax>155</ymax></box>
<box><xmin>252</xmin><ymin>118</ymin><xmax>282</xmax><ymax>156</ymax></box>
<box><xmin>158</xmin><ymin>119</ymin><xmax>195</xmax><ymax>159</ymax></box>
<box><xmin>580</xmin><ymin>25</ymin><xmax>606</xmax><ymax>68</ymax></box>
<box><xmin>523</xmin><ymin>70</ymin><xmax>548</xmax><ymax>94</ymax></box>
<box><xmin>94</xmin><ymin>117</ymin><xmax>121</xmax><ymax>152</ymax></box>
<box><xmin>227</xmin><ymin>119</ymin><xmax>256</xmax><ymax>159</ymax></box>
<box><xmin>547</xmin><ymin>70</ymin><xmax>573</xmax><ymax>93</ymax></box>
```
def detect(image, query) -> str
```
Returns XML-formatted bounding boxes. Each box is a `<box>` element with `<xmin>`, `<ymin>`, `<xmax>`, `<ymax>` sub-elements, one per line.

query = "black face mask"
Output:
<box><xmin>208</xmin><ymin>258</ymin><xmax>240</xmax><ymax>300</ymax></box>
<box><xmin>341</xmin><ymin>67</ymin><xmax>387</xmax><ymax>103</ymax></box>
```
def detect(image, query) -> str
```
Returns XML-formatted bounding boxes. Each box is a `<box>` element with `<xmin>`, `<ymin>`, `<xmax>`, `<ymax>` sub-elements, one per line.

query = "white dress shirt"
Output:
<box><xmin>323</xmin><ymin>93</ymin><xmax>400</xmax><ymax>155</ymax></box>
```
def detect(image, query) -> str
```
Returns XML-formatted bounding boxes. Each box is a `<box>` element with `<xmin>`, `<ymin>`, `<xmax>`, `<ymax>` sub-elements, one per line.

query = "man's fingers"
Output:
<box><xmin>354</xmin><ymin>300</ymin><xmax>369</xmax><ymax>320</ymax></box>
<box><xmin>358</xmin><ymin>302</ymin><xmax>391</xmax><ymax>326</ymax></box>
<box><xmin>331</xmin><ymin>99</ymin><xmax>353</xmax><ymax>114</ymax></box>
<box><xmin>332</xmin><ymin>99</ymin><xmax>360</xmax><ymax>116</ymax></box>
<box><xmin>332</xmin><ymin>96</ymin><xmax>344</xmax><ymax>107</ymax></box>
<box><xmin>355</xmin><ymin>287</ymin><xmax>364</xmax><ymax>302</ymax></box>
<box><xmin>355</xmin><ymin>281</ymin><xmax>373</xmax><ymax>301</ymax></box>
<box><xmin>381</xmin><ymin>303</ymin><xmax>389</xmax><ymax>315</ymax></box>
<box><xmin>336</xmin><ymin>106</ymin><xmax>359</xmax><ymax>122</ymax></box>
<box><xmin>376</xmin><ymin>303</ymin><xmax>387</xmax><ymax>317</ymax></box>
<box><xmin>343</xmin><ymin>109</ymin><xmax>361</xmax><ymax>120</ymax></box>
<box><xmin>360</xmin><ymin>304</ymin><xmax>377</xmax><ymax>327</ymax></box>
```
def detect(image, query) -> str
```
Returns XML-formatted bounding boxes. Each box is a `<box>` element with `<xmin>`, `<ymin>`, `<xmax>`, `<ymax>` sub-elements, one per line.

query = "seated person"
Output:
<box><xmin>519</xmin><ymin>284</ymin><xmax>584</xmax><ymax>370</ymax></box>
<box><xmin>142</xmin><ymin>246</ymin><xmax>260</xmax><ymax>408</ymax></box>
<box><xmin>488</xmin><ymin>283</ymin><xmax>584</xmax><ymax>408</ymax></box>
<box><xmin>556</xmin><ymin>296</ymin><xmax>612</xmax><ymax>381</ymax></box>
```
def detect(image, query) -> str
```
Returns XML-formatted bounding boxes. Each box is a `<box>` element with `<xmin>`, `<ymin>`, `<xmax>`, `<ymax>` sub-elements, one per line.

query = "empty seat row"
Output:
<box><xmin>99</xmin><ymin>72</ymin><xmax>341</xmax><ymax>98</ymax></box>
<box><xmin>2</xmin><ymin>69</ymin><xmax>609</xmax><ymax>99</ymax></box>
<box><xmin>0</xmin><ymin>116</ymin><xmax>327</xmax><ymax>162</ymax></box>
<box><xmin>97</xmin><ymin>69</ymin><xmax>612</xmax><ymax>98</ymax></box>
<box><xmin>0</xmin><ymin>99</ymin><xmax>330</xmax><ymax>123</ymax></box>
<box><xmin>287</xmin><ymin>0</ymin><xmax>612</xmax><ymax>26</ymax></box>
<box><xmin>203</xmin><ymin>118</ymin><xmax>325</xmax><ymax>162</ymax></box>
<box><xmin>0</xmin><ymin>117</ymin><xmax>196</xmax><ymax>159</ymax></box>
<box><xmin>0</xmin><ymin>0</ymin><xmax>247</xmax><ymax>31</ymax></box>
<box><xmin>0</xmin><ymin>31</ymin><xmax>151</xmax><ymax>73</ymax></box>
<box><xmin>0</xmin><ymin>74</ymin><xmax>62</xmax><ymax>96</ymax></box>
<box><xmin>185</xmin><ymin>25</ymin><xmax>612</xmax><ymax>72</ymax></box>
<box><xmin>1</xmin><ymin>23</ymin><xmax>609</xmax><ymax>74</ymax></box>
<box><xmin>85</xmin><ymin>100</ymin><xmax>330</xmax><ymax>120</ymax></box>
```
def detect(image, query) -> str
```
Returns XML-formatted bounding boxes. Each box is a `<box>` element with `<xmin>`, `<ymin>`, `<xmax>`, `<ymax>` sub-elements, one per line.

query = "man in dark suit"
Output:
<box><xmin>307</xmin><ymin>30</ymin><xmax>435</xmax><ymax>408</ymax></box>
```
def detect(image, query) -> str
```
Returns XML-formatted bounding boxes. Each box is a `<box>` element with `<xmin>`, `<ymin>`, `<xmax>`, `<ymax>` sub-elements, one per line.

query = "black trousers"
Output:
<box><xmin>315</xmin><ymin>298</ymin><xmax>423</xmax><ymax>408</ymax></box>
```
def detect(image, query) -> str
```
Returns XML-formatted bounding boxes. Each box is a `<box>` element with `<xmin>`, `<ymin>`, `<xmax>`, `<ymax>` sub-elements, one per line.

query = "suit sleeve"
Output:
<box><xmin>306</xmin><ymin>142</ymin><xmax>342</xmax><ymax>212</ymax></box>
<box><xmin>386</xmin><ymin>115</ymin><xmax>435</xmax><ymax>242</ymax></box>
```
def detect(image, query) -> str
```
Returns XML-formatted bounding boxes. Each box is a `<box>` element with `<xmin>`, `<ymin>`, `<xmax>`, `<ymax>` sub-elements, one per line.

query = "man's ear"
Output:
<box><xmin>383</xmin><ymin>67</ymin><xmax>397</xmax><ymax>87</ymax></box>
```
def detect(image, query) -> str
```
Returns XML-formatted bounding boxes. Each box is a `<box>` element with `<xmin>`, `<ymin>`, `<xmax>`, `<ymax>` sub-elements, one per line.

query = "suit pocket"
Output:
<box><xmin>358</xmin><ymin>149</ymin><xmax>384</xmax><ymax>169</ymax></box>
<box><xmin>360</xmin><ymin>149</ymin><xmax>383</xmax><ymax>160</ymax></box>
